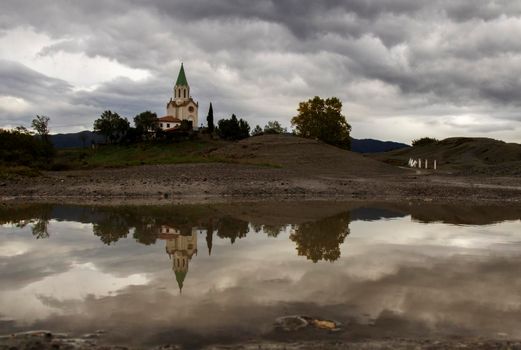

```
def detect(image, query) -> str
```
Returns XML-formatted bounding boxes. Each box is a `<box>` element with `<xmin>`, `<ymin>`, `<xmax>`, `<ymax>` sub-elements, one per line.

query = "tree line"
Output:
<box><xmin>91</xmin><ymin>95</ymin><xmax>353</xmax><ymax>147</ymax></box>
<box><xmin>1</xmin><ymin>95</ymin><xmax>354</xmax><ymax>169</ymax></box>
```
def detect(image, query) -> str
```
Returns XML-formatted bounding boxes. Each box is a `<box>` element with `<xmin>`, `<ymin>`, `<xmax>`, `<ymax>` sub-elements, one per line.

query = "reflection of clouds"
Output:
<box><xmin>350</xmin><ymin>217</ymin><xmax>521</xmax><ymax>250</ymax></box>
<box><xmin>0</xmin><ymin>206</ymin><xmax>520</xmax><ymax>345</ymax></box>
<box><xmin>1</xmin><ymin>262</ymin><xmax>148</xmax><ymax>322</ymax></box>
<box><xmin>0</xmin><ymin>241</ymin><xmax>29</xmax><ymax>257</ymax></box>
<box><xmin>21</xmin><ymin>252</ymin><xmax>521</xmax><ymax>345</ymax></box>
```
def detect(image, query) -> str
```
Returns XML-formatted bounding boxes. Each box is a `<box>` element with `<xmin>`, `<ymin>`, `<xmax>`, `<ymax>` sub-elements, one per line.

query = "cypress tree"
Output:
<box><xmin>207</xmin><ymin>102</ymin><xmax>214</xmax><ymax>133</ymax></box>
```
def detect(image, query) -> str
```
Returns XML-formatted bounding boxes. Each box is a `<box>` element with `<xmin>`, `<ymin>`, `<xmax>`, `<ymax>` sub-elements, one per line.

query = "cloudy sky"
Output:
<box><xmin>1</xmin><ymin>0</ymin><xmax>521</xmax><ymax>143</ymax></box>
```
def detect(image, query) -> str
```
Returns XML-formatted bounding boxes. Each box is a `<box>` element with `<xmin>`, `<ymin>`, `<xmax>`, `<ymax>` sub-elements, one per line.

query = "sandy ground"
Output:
<box><xmin>1</xmin><ymin>162</ymin><xmax>520</xmax><ymax>205</ymax></box>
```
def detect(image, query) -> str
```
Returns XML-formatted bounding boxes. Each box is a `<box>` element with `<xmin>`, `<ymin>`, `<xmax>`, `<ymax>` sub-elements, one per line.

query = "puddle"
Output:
<box><xmin>0</xmin><ymin>201</ymin><xmax>520</xmax><ymax>348</ymax></box>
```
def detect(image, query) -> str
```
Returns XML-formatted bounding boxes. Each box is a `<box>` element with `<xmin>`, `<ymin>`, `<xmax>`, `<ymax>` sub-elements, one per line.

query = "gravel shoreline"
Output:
<box><xmin>1</xmin><ymin>163</ymin><xmax>520</xmax><ymax>205</ymax></box>
<box><xmin>2</xmin><ymin>332</ymin><xmax>521</xmax><ymax>350</ymax></box>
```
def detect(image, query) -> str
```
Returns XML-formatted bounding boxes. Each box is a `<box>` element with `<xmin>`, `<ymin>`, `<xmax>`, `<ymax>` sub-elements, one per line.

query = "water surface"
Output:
<box><xmin>0</xmin><ymin>202</ymin><xmax>520</xmax><ymax>348</ymax></box>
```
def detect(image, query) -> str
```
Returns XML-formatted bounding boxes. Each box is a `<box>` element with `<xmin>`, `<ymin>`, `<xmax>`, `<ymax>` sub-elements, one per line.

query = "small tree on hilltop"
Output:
<box><xmin>251</xmin><ymin>125</ymin><xmax>263</xmax><ymax>136</ymax></box>
<box><xmin>291</xmin><ymin>96</ymin><xmax>351</xmax><ymax>149</ymax></box>
<box><xmin>94</xmin><ymin>110</ymin><xmax>130</xmax><ymax>144</ymax></box>
<box><xmin>207</xmin><ymin>102</ymin><xmax>214</xmax><ymax>133</ymax></box>
<box><xmin>31</xmin><ymin>115</ymin><xmax>50</xmax><ymax>143</ymax></box>
<box><xmin>134</xmin><ymin>111</ymin><xmax>159</xmax><ymax>140</ymax></box>
<box><xmin>264</xmin><ymin>120</ymin><xmax>286</xmax><ymax>134</ymax></box>
<box><xmin>217</xmin><ymin>114</ymin><xmax>250</xmax><ymax>140</ymax></box>
<box><xmin>412</xmin><ymin>137</ymin><xmax>438</xmax><ymax>147</ymax></box>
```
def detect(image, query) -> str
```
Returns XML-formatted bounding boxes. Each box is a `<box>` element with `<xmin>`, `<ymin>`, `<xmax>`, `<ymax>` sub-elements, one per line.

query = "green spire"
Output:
<box><xmin>175</xmin><ymin>270</ymin><xmax>187</xmax><ymax>293</ymax></box>
<box><xmin>175</xmin><ymin>63</ymin><xmax>188</xmax><ymax>86</ymax></box>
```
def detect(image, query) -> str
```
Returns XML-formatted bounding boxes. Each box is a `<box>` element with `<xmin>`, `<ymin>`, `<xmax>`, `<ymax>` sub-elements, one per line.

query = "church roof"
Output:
<box><xmin>176</xmin><ymin>63</ymin><xmax>188</xmax><ymax>86</ymax></box>
<box><xmin>158</xmin><ymin>115</ymin><xmax>182</xmax><ymax>122</ymax></box>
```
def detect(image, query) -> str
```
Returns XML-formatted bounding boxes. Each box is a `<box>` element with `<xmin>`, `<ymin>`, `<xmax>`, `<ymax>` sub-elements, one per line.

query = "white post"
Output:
<box><xmin>434</xmin><ymin>160</ymin><xmax>437</xmax><ymax>170</ymax></box>
<box><xmin>425</xmin><ymin>159</ymin><xmax>428</xmax><ymax>169</ymax></box>
<box><xmin>418</xmin><ymin>159</ymin><xmax>422</xmax><ymax>168</ymax></box>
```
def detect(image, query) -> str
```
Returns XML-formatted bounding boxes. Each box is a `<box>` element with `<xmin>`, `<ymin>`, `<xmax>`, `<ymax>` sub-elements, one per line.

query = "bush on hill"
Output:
<box><xmin>0</xmin><ymin>128</ymin><xmax>54</xmax><ymax>167</ymax></box>
<box><xmin>217</xmin><ymin>114</ymin><xmax>250</xmax><ymax>140</ymax></box>
<box><xmin>412</xmin><ymin>137</ymin><xmax>439</xmax><ymax>147</ymax></box>
<box><xmin>93</xmin><ymin>110</ymin><xmax>130</xmax><ymax>144</ymax></box>
<box><xmin>263</xmin><ymin>120</ymin><xmax>286</xmax><ymax>134</ymax></box>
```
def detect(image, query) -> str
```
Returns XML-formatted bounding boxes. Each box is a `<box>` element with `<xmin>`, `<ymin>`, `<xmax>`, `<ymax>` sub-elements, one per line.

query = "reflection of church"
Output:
<box><xmin>158</xmin><ymin>225</ymin><xmax>213</xmax><ymax>293</ymax></box>
<box><xmin>158</xmin><ymin>226</ymin><xmax>197</xmax><ymax>293</ymax></box>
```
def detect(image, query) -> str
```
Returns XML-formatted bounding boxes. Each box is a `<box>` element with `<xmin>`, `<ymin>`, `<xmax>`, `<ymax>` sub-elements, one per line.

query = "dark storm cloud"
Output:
<box><xmin>0</xmin><ymin>0</ymin><xmax>520</xmax><ymax>140</ymax></box>
<box><xmin>0</xmin><ymin>60</ymin><xmax>71</xmax><ymax>99</ymax></box>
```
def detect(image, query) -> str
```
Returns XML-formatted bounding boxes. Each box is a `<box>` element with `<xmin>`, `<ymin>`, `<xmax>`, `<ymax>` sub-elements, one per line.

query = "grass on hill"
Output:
<box><xmin>53</xmin><ymin>138</ymin><xmax>281</xmax><ymax>170</ymax></box>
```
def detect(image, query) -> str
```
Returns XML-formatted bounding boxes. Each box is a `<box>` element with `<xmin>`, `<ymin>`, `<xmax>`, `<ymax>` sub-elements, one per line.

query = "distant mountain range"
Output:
<box><xmin>49</xmin><ymin>131</ymin><xmax>410</xmax><ymax>153</ymax></box>
<box><xmin>50</xmin><ymin>131</ymin><xmax>104</xmax><ymax>148</ymax></box>
<box><xmin>350</xmin><ymin>138</ymin><xmax>410</xmax><ymax>153</ymax></box>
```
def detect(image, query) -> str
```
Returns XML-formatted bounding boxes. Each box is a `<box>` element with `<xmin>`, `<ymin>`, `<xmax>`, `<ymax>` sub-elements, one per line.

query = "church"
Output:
<box><xmin>158</xmin><ymin>63</ymin><xmax>199</xmax><ymax>131</ymax></box>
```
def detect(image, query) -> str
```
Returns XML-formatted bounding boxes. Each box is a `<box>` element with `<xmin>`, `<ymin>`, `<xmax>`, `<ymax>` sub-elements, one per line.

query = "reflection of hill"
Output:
<box><xmin>378</xmin><ymin>203</ymin><xmax>521</xmax><ymax>226</ymax></box>
<box><xmin>350</xmin><ymin>208</ymin><xmax>406</xmax><ymax>222</ymax></box>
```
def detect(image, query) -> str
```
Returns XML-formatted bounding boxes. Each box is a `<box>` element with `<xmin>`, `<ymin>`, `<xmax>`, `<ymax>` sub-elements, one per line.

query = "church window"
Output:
<box><xmin>167</xmin><ymin>123</ymin><xmax>170</xmax><ymax>128</ymax></box>
<box><xmin>184</xmin><ymin>89</ymin><xmax>186</xmax><ymax>98</ymax></box>
<box><xmin>160</xmin><ymin>123</ymin><xmax>163</xmax><ymax>128</ymax></box>
<box><xmin>188</xmin><ymin>106</ymin><xmax>194</xmax><ymax>112</ymax></box>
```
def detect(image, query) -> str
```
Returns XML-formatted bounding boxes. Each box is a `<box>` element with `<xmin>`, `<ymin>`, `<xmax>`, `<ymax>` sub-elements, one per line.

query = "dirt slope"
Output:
<box><xmin>371</xmin><ymin>137</ymin><xmax>521</xmax><ymax>175</ymax></box>
<box><xmin>211</xmin><ymin>134</ymin><xmax>403</xmax><ymax>176</ymax></box>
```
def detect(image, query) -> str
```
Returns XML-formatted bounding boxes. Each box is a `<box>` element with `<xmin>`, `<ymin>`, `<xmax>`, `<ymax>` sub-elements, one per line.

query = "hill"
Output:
<box><xmin>351</xmin><ymin>138</ymin><xmax>409</xmax><ymax>153</ymax></box>
<box><xmin>371</xmin><ymin>137</ymin><xmax>521</xmax><ymax>175</ymax></box>
<box><xmin>49</xmin><ymin>131</ymin><xmax>409</xmax><ymax>153</ymax></box>
<box><xmin>211</xmin><ymin>134</ymin><xmax>403</xmax><ymax>176</ymax></box>
<box><xmin>50</xmin><ymin>131</ymin><xmax>104</xmax><ymax>148</ymax></box>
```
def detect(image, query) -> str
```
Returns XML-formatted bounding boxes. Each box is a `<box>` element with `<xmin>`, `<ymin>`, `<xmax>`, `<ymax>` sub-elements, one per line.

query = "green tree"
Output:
<box><xmin>263</xmin><ymin>120</ymin><xmax>286</xmax><ymax>134</ymax></box>
<box><xmin>216</xmin><ymin>114</ymin><xmax>250</xmax><ymax>140</ymax></box>
<box><xmin>251</xmin><ymin>125</ymin><xmax>263</xmax><ymax>136</ymax></box>
<box><xmin>291</xmin><ymin>96</ymin><xmax>351</xmax><ymax>149</ymax></box>
<box><xmin>207</xmin><ymin>102</ymin><xmax>214</xmax><ymax>133</ymax></box>
<box><xmin>31</xmin><ymin>115</ymin><xmax>50</xmax><ymax>143</ymax></box>
<box><xmin>93</xmin><ymin>110</ymin><xmax>130</xmax><ymax>144</ymax></box>
<box><xmin>134</xmin><ymin>111</ymin><xmax>159</xmax><ymax>141</ymax></box>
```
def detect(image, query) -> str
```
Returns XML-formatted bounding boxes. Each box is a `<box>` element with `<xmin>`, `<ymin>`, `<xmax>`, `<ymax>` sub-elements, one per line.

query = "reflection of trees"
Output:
<box><xmin>92</xmin><ymin>213</ymin><xmax>131</xmax><ymax>245</ymax></box>
<box><xmin>32</xmin><ymin>218</ymin><xmax>50</xmax><ymax>239</ymax></box>
<box><xmin>262</xmin><ymin>224</ymin><xmax>286</xmax><ymax>237</ymax></box>
<box><xmin>133</xmin><ymin>216</ymin><xmax>159</xmax><ymax>245</ymax></box>
<box><xmin>1</xmin><ymin>204</ymin><xmax>350</xmax><ymax>260</ymax></box>
<box><xmin>290</xmin><ymin>212</ymin><xmax>350</xmax><ymax>263</ymax></box>
<box><xmin>0</xmin><ymin>204</ymin><xmax>53</xmax><ymax>239</ymax></box>
<box><xmin>216</xmin><ymin>216</ymin><xmax>249</xmax><ymax>244</ymax></box>
<box><xmin>203</xmin><ymin>221</ymin><xmax>215</xmax><ymax>255</ymax></box>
